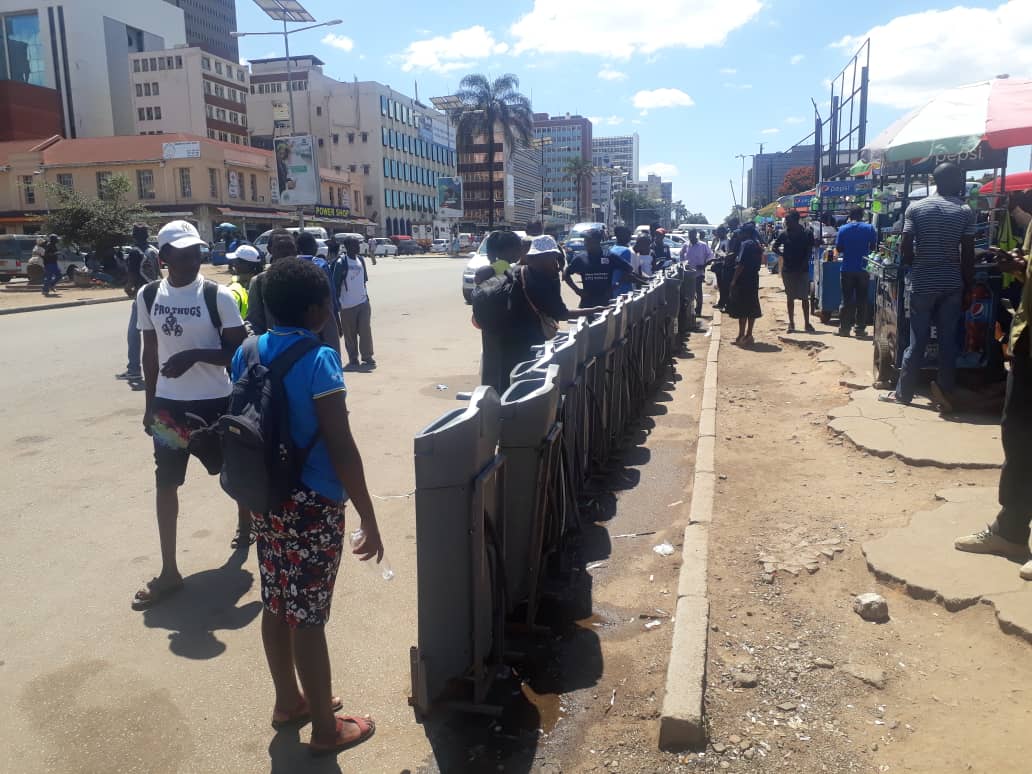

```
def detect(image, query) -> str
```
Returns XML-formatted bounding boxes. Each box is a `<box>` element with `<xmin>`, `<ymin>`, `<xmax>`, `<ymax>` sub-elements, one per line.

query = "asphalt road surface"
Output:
<box><xmin>0</xmin><ymin>257</ymin><xmax>483</xmax><ymax>773</ymax></box>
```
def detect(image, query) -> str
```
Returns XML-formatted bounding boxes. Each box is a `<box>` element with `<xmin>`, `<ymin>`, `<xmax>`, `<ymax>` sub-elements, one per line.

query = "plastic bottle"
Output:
<box><xmin>348</xmin><ymin>528</ymin><xmax>395</xmax><ymax>581</ymax></box>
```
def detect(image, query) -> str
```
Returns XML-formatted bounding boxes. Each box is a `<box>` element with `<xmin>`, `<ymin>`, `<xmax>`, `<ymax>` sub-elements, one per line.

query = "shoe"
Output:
<box><xmin>116</xmin><ymin>370</ymin><xmax>142</xmax><ymax>380</ymax></box>
<box><xmin>787</xmin><ymin>324</ymin><xmax>796</xmax><ymax>333</ymax></box>
<box><xmin>954</xmin><ymin>526</ymin><xmax>1031</xmax><ymax>559</ymax></box>
<box><xmin>836</xmin><ymin>329</ymin><xmax>850</xmax><ymax>337</ymax></box>
<box><xmin>930</xmin><ymin>381</ymin><xmax>955</xmax><ymax>414</ymax></box>
<box><xmin>362</xmin><ymin>359</ymin><xmax>377</xmax><ymax>370</ymax></box>
<box><xmin>343</xmin><ymin>361</ymin><xmax>360</xmax><ymax>372</ymax></box>
<box><xmin>804</xmin><ymin>324</ymin><xmax>817</xmax><ymax>333</ymax></box>
<box><xmin>1021</xmin><ymin>559</ymin><xmax>1032</xmax><ymax>581</ymax></box>
<box><xmin>855</xmin><ymin>328</ymin><xmax>867</xmax><ymax>337</ymax></box>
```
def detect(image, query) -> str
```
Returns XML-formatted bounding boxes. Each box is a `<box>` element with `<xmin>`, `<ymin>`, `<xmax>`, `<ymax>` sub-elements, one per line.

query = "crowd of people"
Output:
<box><xmin>126</xmin><ymin>219</ymin><xmax>383</xmax><ymax>756</ymax></box>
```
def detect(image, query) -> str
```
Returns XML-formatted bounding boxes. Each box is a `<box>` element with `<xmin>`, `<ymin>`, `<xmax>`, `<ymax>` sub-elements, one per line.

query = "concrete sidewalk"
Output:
<box><xmin>863</xmin><ymin>487</ymin><xmax>1032</xmax><ymax>644</ymax></box>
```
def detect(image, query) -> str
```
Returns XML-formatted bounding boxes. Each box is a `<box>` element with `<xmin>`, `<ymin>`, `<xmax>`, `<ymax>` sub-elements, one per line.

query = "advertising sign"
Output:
<box><xmin>227</xmin><ymin>170</ymin><xmax>240</xmax><ymax>199</ymax></box>
<box><xmin>313</xmin><ymin>204</ymin><xmax>351</xmax><ymax>219</ymax></box>
<box><xmin>907</xmin><ymin>141</ymin><xmax>1008</xmax><ymax>174</ymax></box>
<box><xmin>272</xmin><ymin>135</ymin><xmax>318</xmax><ymax>206</ymax></box>
<box><xmin>418</xmin><ymin>115</ymin><xmax>434</xmax><ymax>144</ymax></box>
<box><xmin>437</xmin><ymin>176</ymin><xmax>463</xmax><ymax>217</ymax></box>
<box><xmin>818</xmin><ymin>180</ymin><xmax>873</xmax><ymax>197</ymax></box>
<box><xmin>162</xmin><ymin>141</ymin><xmax>201</xmax><ymax>160</ymax></box>
<box><xmin>432</xmin><ymin>117</ymin><xmax>455</xmax><ymax>150</ymax></box>
<box><xmin>272</xmin><ymin>101</ymin><xmax>290</xmax><ymax>130</ymax></box>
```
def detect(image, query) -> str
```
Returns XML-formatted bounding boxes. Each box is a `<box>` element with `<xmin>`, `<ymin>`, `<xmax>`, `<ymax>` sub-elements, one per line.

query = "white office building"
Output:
<box><xmin>246</xmin><ymin>56</ymin><xmax>456</xmax><ymax>237</ymax></box>
<box><xmin>129</xmin><ymin>46</ymin><xmax>250</xmax><ymax>145</ymax></box>
<box><xmin>592</xmin><ymin>133</ymin><xmax>639</xmax><ymax>184</ymax></box>
<box><xmin>0</xmin><ymin>0</ymin><xmax>187</xmax><ymax>138</ymax></box>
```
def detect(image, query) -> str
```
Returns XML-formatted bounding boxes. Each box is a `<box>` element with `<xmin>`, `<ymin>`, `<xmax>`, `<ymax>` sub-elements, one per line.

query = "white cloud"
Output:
<box><xmin>642</xmin><ymin>162</ymin><xmax>679</xmax><ymax>178</ymax></box>
<box><xmin>833</xmin><ymin>0</ymin><xmax>1032</xmax><ymax>109</ymax></box>
<box><xmin>719</xmin><ymin>67</ymin><xmax>736</xmax><ymax>75</ymax></box>
<box><xmin>632</xmin><ymin>88</ymin><xmax>695</xmax><ymax>110</ymax></box>
<box><xmin>321</xmin><ymin>33</ymin><xmax>355</xmax><ymax>52</ymax></box>
<box><xmin>397</xmin><ymin>26</ymin><xmax>508</xmax><ymax>73</ymax></box>
<box><xmin>722</xmin><ymin>82</ymin><xmax>753</xmax><ymax>90</ymax></box>
<box><xmin>789</xmin><ymin>54</ymin><xmax>804</xmax><ymax>65</ymax></box>
<box><xmin>511</xmin><ymin>0</ymin><xmax>763</xmax><ymax>57</ymax></box>
<box><xmin>784</xmin><ymin>116</ymin><xmax>805</xmax><ymax>125</ymax></box>
<box><xmin>598</xmin><ymin>66</ymin><xmax>627</xmax><ymax>81</ymax></box>
<box><xmin>588</xmin><ymin>115</ymin><xmax>625</xmax><ymax>127</ymax></box>
<box><xmin>760</xmin><ymin>127</ymin><xmax>780</xmax><ymax>135</ymax></box>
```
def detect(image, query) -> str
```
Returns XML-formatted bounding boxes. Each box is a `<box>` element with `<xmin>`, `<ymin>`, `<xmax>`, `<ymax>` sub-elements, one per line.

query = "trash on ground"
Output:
<box><xmin>653</xmin><ymin>542</ymin><xmax>675</xmax><ymax>556</ymax></box>
<box><xmin>586</xmin><ymin>561</ymin><xmax>608</xmax><ymax>570</ymax></box>
<box><xmin>644</xmin><ymin>619</ymin><xmax>663</xmax><ymax>630</ymax></box>
<box><xmin>613</xmin><ymin>531</ymin><xmax>657</xmax><ymax>539</ymax></box>
<box><xmin>435</xmin><ymin>384</ymin><xmax>448</xmax><ymax>391</ymax></box>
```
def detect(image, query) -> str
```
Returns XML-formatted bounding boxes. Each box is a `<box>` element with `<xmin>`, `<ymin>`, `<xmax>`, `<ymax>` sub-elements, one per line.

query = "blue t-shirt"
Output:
<box><xmin>609</xmin><ymin>244</ymin><xmax>634</xmax><ymax>295</ymax></box>
<box><xmin>835</xmin><ymin>221</ymin><xmax>878</xmax><ymax>272</ymax></box>
<box><xmin>231</xmin><ymin>327</ymin><xmax>348</xmax><ymax>502</ymax></box>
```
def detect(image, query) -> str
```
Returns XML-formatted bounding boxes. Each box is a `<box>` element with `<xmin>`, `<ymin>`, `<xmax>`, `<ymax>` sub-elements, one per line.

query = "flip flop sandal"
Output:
<box><xmin>230</xmin><ymin>527</ymin><xmax>257</xmax><ymax>550</ymax></box>
<box><xmin>131</xmin><ymin>577</ymin><xmax>184</xmax><ymax>611</ymax></box>
<box><xmin>272</xmin><ymin>696</ymin><xmax>344</xmax><ymax>729</ymax></box>
<box><xmin>310</xmin><ymin>715</ymin><xmax>376</xmax><ymax>757</ymax></box>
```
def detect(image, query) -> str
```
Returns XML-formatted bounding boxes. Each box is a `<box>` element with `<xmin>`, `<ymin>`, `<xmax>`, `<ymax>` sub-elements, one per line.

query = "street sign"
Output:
<box><xmin>162</xmin><ymin>141</ymin><xmax>200</xmax><ymax>160</ymax></box>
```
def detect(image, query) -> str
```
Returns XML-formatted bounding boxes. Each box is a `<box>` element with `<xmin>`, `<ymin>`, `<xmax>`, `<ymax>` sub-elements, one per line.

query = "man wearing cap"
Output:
<box><xmin>117</xmin><ymin>224</ymin><xmax>161</xmax><ymax>381</ymax></box>
<box><xmin>132</xmin><ymin>220</ymin><xmax>248</xmax><ymax>611</ymax></box>
<box><xmin>563</xmin><ymin>228</ymin><xmax>636</xmax><ymax>308</ymax></box>
<box><xmin>225</xmin><ymin>244</ymin><xmax>262</xmax><ymax>319</ymax></box>
<box><xmin>650</xmin><ymin>227</ymin><xmax>673</xmax><ymax>272</ymax></box>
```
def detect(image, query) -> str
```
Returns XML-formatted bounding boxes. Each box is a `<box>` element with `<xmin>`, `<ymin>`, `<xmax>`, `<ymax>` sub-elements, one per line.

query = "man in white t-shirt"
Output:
<box><xmin>332</xmin><ymin>237</ymin><xmax>375</xmax><ymax>370</ymax></box>
<box><xmin>132</xmin><ymin>220</ymin><xmax>248</xmax><ymax>611</ymax></box>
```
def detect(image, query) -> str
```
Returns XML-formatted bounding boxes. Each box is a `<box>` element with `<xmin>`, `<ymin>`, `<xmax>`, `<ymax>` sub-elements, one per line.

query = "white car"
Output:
<box><xmin>461</xmin><ymin>230</ymin><xmax>527</xmax><ymax>302</ymax></box>
<box><xmin>334</xmin><ymin>232</ymin><xmax>370</xmax><ymax>256</ymax></box>
<box><xmin>369</xmin><ymin>237</ymin><xmax>398</xmax><ymax>257</ymax></box>
<box><xmin>430</xmin><ymin>238</ymin><xmax>449</xmax><ymax>253</ymax></box>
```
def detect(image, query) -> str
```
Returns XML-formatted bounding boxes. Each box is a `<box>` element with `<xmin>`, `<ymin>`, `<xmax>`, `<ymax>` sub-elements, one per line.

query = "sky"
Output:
<box><xmin>235</xmin><ymin>0</ymin><xmax>1032</xmax><ymax>224</ymax></box>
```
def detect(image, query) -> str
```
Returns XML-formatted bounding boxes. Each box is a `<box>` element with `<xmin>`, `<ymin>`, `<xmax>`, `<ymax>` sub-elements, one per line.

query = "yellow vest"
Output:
<box><xmin>227</xmin><ymin>277</ymin><xmax>248</xmax><ymax>319</ymax></box>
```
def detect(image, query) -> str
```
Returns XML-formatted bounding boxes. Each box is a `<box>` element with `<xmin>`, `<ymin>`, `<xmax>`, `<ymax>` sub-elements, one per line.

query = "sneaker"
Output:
<box><xmin>855</xmin><ymin>328</ymin><xmax>867</xmax><ymax>337</ymax></box>
<box><xmin>836</xmin><ymin>329</ymin><xmax>850</xmax><ymax>337</ymax></box>
<box><xmin>954</xmin><ymin>526</ymin><xmax>1031</xmax><ymax>559</ymax></box>
<box><xmin>1021</xmin><ymin>559</ymin><xmax>1032</xmax><ymax>581</ymax></box>
<box><xmin>343</xmin><ymin>361</ymin><xmax>361</xmax><ymax>372</ymax></box>
<box><xmin>930</xmin><ymin>380</ymin><xmax>955</xmax><ymax>414</ymax></box>
<box><xmin>362</xmin><ymin>359</ymin><xmax>377</xmax><ymax>370</ymax></box>
<box><xmin>116</xmin><ymin>370</ymin><xmax>142</xmax><ymax>380</ymax></box>
<box><xmin>787</xmin><ymin>323</ymin><xmax>796</xmax><ymax>333</ymax></box>
<box><xmin>804</xmin><ymin>323</ymin><xmax>817</xmax><ymax>333</ymax></box>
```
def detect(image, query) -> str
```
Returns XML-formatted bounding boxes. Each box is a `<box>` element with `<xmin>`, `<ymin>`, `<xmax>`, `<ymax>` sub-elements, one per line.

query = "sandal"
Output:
<box><xmin>131</xmin><ymin>576</ymin><xmax>184</xmax><ymax>611</ymax></box>
<box><xmin>272</xmin><ymin>695</ymin><xmax>344</xmax><ymax>728</ymax></box>
<box><xmin>230</xmin><ymin>527</ymin><xmax>257</xmax><ymax>550</ymax></box>
<box><xmin>310</xmin><ymin>715</ymin><xmax>376</xmax><ymax>756</ymax></box>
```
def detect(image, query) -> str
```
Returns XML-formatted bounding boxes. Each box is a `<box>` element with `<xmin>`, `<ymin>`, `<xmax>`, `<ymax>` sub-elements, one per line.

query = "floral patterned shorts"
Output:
<box><xmin>253</xmin><ymin>488</ymin><xmax>346</xmax><ymax>628</ymax></box>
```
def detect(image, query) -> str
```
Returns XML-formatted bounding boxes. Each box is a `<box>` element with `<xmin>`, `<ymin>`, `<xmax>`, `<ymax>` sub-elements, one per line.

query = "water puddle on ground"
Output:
<box><xmin>519</xmin><ymin>683</ymin><xmax>564</xmax><ymax>733</ymax></box>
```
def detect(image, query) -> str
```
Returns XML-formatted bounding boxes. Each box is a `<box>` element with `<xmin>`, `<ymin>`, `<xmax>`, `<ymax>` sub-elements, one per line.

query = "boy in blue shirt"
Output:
<box><xmin>232</xmin><ymin>257</ymin><xmax>383</xmax><ymax>756</ymax></box>
<box><xmin>835</xmin><ymin>206</ymin><xmax>878</xmax><ymax>337</ymax></box>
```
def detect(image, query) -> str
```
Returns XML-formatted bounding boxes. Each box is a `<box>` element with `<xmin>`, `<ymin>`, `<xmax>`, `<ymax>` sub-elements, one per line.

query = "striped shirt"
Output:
<box><xmin>902</xmin><ymin>194</ymin><xmax>975</xmax><ymax>294</ymax></box>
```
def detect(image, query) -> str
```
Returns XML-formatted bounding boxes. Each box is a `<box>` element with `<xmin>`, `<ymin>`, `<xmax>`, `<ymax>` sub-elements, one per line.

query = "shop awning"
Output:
<box><xmin>217</xmin><ymin>207</ymin><xmax>296</xmax><ymax>220</ymax></box>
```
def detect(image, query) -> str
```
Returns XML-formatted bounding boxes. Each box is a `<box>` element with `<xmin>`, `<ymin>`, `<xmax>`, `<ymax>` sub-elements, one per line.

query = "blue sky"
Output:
<box><xmin>236</xmin><ymin>0</ymin><xmax>1032</xmax><ymax>223</ymax></box>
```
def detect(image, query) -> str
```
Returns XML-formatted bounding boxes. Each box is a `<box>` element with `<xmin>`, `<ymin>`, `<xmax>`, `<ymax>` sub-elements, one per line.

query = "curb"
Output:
<box><xmin>0</xmin><ymin>294</ymin><xmax>130</xmax><ymax>316</ymax></box>
<box><xmin>658</xmin><ymin>309</ymin><xmax>720</xmax><ymax>750</ymax></box>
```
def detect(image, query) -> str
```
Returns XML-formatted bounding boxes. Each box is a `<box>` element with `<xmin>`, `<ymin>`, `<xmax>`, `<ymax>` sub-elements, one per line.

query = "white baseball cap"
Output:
<box><xmin>227</xmin><ymin>244</ymin><xmax>261</xmax><ymax>263</ymax></box>
<box><xmin>526</xmin><ymin>234</ymin><xmax>561</xmax><ymax>256</ymax></box>
<box><xmin>157</xmin><ymin>220</ymin><xmax>206</xmax><ymax>250</ymax></box>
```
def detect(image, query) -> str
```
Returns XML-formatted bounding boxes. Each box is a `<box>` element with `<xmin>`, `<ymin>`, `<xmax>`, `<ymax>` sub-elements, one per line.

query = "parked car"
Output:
<box><xmin>369</xmin><ymin>237</ymin><xmax>398</xmax><ymax>257</ymax></box>
<box><xmin>254</xmin><ymin>226</ymin><xmax>329</xmax><ymax>259</ymax></box>
<box><xmin>390</xmin><ymin>235</ymin><xmax>421</xmax><ymax>255</ymax></box>
<box><xmin>430</xmin><ymin>238</ymin><xmax>449</xmax><ymax>253</ymax></box>
<box><xmin>333</xmin><ymin>232</ymin><xmax>370</xmax><ymax>256</ymax></box>
<box><xmin>0</xmin><ymin>235</ymin><xmax>85</xmax><ymax>283</ymax></box>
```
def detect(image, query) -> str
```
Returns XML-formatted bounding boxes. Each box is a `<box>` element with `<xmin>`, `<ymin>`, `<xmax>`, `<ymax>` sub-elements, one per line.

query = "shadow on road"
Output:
<box><xmin>142</xmin><ymin>550</ymin><xmax>262</xmax><ymax>659</ymax></box>
<box><xmin>268</xmin><ymin>727</ymin><xmax>343</xmax><ymax>774</ymax></box>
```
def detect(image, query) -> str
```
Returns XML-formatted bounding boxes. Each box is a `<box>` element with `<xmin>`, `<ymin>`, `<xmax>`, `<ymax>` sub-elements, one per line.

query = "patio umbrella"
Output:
<box><xmin>980</xmin><ymin>170</ymin><xmax>1032</xmax><ymax>194</ymax></box>
<box><xmin>864</xmin><ymin>77</ymin><xmax>1032</xmax><ymax>162</ymax></box>
<box><xmin>217</xmin><ymin>222</ymin><xmax>237</xmax><ymax>231</ymax></box>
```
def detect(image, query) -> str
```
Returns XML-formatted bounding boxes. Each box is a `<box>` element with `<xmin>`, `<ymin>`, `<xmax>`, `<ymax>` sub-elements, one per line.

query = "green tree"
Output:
<box><xmin>672</xmin><ymin>201</ymin><xmax>710</xmax><ymax>225</ymax></box>
<box><xmin>614</xmin><ymin>189</ymin><xmax>664</xmax><ymax>227</ymax></box>
<box><xmin>452</xmin><ymin>73</ymin><xmax>534</xmax><ymax>229</ymax></box>
<box><xmin>562</xmin><ymin>156</ymin><xmax>596</xmax><ymax>221</ymax></box>
<box><xmin>44</xmin><ymin>175</ymin><xmax>145</xmax><ymax>251</ymax></box>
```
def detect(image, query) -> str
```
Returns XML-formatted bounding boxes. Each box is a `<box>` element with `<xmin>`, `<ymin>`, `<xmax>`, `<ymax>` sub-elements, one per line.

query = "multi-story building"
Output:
<box><xmin>0</xmin><ymin>132</ymin><xmax>369</xmax><ymax>240</ymax></box>
<box><xmin>590</xmin><ymin>153</ymin><xmax>630</xmax><ymax>226</ymax></box>
<box><xmin>533</xmin><ymin>112</ymin><xmax>592</xmax><ymax>224</ymax></box>
<box><xmin>161</xmin><ymin>0</ymin><xmax>237</xmax><ymax>62</ymax></box>
<box><xmin>128</xmin><ymin>47</ymin><xmax>250</xmax><ymax>146</ymax></box>
<box><xmin>246</xmin><ymin>57</ymin><xmax>456</xmax><ymax>236</ymax></box>
<box><xmin>0</xmin><ymin>0</ymin><xmax>187</xmax><ymax>139</ymax></box>
<box><xmin>592</xmin><ymin>133</ymin><xmax>639</xmax><ymax>184</ymax></box>
<box><xmin>747</xmin><ymin>144</ymin><xmax>817</xmax><ymax>207</ymax></box>
<box><xmin>455</xmin><ymin>123</ymin><xmax>538</xmax><ymax>230</ymax></box>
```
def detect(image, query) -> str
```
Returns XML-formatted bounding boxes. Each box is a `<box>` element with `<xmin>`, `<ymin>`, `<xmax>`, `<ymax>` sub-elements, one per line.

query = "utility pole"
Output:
<box><xmin>735</xmin><ymin>154</ymin><xmax>749</xmax><ymax>212</ymax></box>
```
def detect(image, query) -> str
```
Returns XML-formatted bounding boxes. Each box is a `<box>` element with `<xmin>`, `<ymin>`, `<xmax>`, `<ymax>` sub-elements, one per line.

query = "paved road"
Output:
<box><xmin>0</xmin><ymin>257</ymin><xmax>481</xmax><ymax>773</ymax></box>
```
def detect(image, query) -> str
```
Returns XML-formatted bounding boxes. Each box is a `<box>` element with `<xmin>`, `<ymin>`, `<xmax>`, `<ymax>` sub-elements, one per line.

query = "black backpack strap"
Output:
<box><xmin>141</xmin><ymin>280</ymin><xmax>161</xmax><ymax>316</ymax></box>
<box><xmin>203</xmin><ymin>280</ymin><xmax>222</xmax><ymax>331</ymax></box>
<box><xmin>239</xmin><ymin>336</ymin><xmax>261</xmax><ymax>368</ymax></box>
<box><xmin>267</xmin><ymin>337</ymin><xmax>321</xmax><ymax>383</ymax></box>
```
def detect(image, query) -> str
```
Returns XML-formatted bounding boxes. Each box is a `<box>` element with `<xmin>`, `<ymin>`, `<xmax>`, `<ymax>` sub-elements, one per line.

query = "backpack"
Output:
<box><xmin>218</xmin><ymin>336</ymin><xmax>321</xmax><ymax>514</ymax></box>
<box><xmin>333</xmin><ymin>254</ymin><xmax>369</xmax><ymax>296</ymax></box>
<box><xmin>471</xmin><ymin>271</ymin><xmax>514</xmax><ymax>333</ymax></box>
<box><xmin>142</xmin><ymin>279</ymin><xmax>222</xmax><ymax>330</ymax></box>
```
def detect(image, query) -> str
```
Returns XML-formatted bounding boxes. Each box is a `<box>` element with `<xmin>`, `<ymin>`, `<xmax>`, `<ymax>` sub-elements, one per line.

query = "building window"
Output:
<box><xmin>383</xmin><ymin>158</ymin><xmax>389</xmax><ymax>177</ymax></box>
<box><xmin>135</xmin><ymin>83</ymin><xmax>143</xmax><ymax>98</ymax></box>
<box><xmin>141</xmin><ymin>58</ymin><xmax>149</xmax><ymax>72</ymax></box>
<box><xmin>207</xmin><ymin>129</ymin><xmax>215</xmax><ymax>139</ymax></box>
<box><xmin>328</xmin><ymin>187</ymin><xmax>335</xmax><ymax>207</ymax></box>
<box><xmin>380</xmin><ymin>95</ymin><xmax>387</xmax><ymax>115</ymax></box>
<box><xmin>136</xmin><ymin>169</ymin><xmax>155</xmax><ymax>200</ymax></box>
<box><xmin>216</xmin><ymin>108</ymin><xmax>226</xmax><ymax>121</ymax></box>
<box><xmin>158</xmin><ymin>57</ymin><xmax>165</xmax><ymax>70</ymax></box>
<box><xmin>209</xmin><ymin>168</ymin><xmax>219</xmax><ymax>198</ymax></box>
<box><xmin>214</xmin><ymin>61</ymin><xmax>222</xmax><ymax>74</ymax></box>
<box><xmin>145</xmin><ymin>107</ymin><xmax>153</xmax><ymax>120</ymax></box>
<box><xmin>382</xmin><ymin>127</ymin><xmax>388</xmax><ymax>146</ymax></box>
<box><xmin>143</xmin><ymin>82</ymin><xmax>151</xmax><ymax>97</ymax></box>
<box><xmin>361</xmin><ymin>132</ymin><xmax>368</xmax><ymax>143</ymax></box>
<box><xmin>250</xmin><ymin>174</ymin><xmax>257</xmax><ymax>201</ymax></box>
<box><xmin>385</xmin><ymin>189</ymin><xmax>390</xmax><ymax>208</ymax></box>
<box><xmin>202</xmin><ymin>56</ymin><xmax>211</xmax><ymax>71</ymax></box>
<box><xmin>179</xmin><ymin>168</ymin><xmax>192</xmax><ymax>198</ymax></box>
<box><xmin>349</xmin><ymin>164</ymin><xmax>357</xmax><ymax>173</ymax></box>
<box><xmin>214</xmin><ymin>84</ymin><xmax>225</xmax><ymax>98</ymax></box>
<box><xmin>237</xmin><ymin>69</ymin><xmax>245</xmax><ymax>83</ymax></box>
<box><xmin>149</xmin><ymin>57</ymin><xmax>156</xmax><ymax>71</ymax></box>
<box><xmin>206</xmin><ymin>105</ymin><xmax>214</xmax><ymax>118</ymax></box>
<box><xmin>332</xmin><ymin>133</ymin><xmax>339</xmax><ymax>145</ymax></box>
<box><xmin>317</xmin><ymin>137</ymin><xmax>324</xmax><ymax>147</ymax></box>
<box><xmin>21</xmin><ymin>175</ymin><xmax>34</xmax><ymax>205</ymax></box>
<box><xmin>229</xmin><ymin>111</ymin><xmax>238</xmax><ymax>124</ymax></box>
<box><xmin>315</xmin><ymin>105</ymin><xmax>322</xmax><ymax>116</ymax></box>
<box><xmin>133</xmin><ymin>59</ymin><xmax>141</xmax><ymax>72</ymax></box>
<box><xmin>365</xmin><ymin>195</ymin><xmax>372</xmax><ymax>207</ymax></box>
<box><xmin>204</xmin><ymin>81</ymin><xmax>211</xmax><ymax>95</ymax></box>
<box><xmin>96</xmin><ymin>171</ymin><xmax>112</xmax><ymax>197</ymax></box>
<box><xmin>175</xmin><ymin>55</ymin><xmax>183</xmax><ymax>69</ymax></box>
<box><xmin>138</xmin><ymin>107</ymin><xmax>146</xmax><ymax>121</ymax></box>
<box><xmin>154</xmin><ymin>106</ymin><xmax>161</xmax><ymax>120</ymax></box>
<box><xmin>362</xmin><ymin>164</ymin><xmax>370</xmax><ymax>175</ymax></box>
<box><xmin>56</xmin><ymin>173</ymin><xmax>72</xmax><ymax>190</ymax></box>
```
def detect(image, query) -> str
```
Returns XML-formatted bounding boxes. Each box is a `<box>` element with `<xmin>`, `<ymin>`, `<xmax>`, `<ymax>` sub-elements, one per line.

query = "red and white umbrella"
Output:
<box><xmin>865</xmin><ymin>77</ymin><xmax>1032</xmax><ymax>162</ymax></box>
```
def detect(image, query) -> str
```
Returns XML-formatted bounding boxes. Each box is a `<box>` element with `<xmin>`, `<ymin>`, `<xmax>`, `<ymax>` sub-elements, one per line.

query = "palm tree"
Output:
<box><xmin>452</xmin><ymin>73</ymin><xmax>534</xmax><ymax>229</ymax></box>
<box><xmin>563</xmin><ymin>156</ymin><xmax>596</xmax><ymax>221</ymax></box>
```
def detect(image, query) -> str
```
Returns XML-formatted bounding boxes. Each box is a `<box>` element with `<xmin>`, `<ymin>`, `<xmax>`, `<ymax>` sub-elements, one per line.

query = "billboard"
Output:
<box><xmin>418</xmin><ymin>115</ymin><xmax>434</xmax><ymax>144</ymax></box>
<box><xmin>272</xmin><ymin>102</ymin><xmax>291</xmax><ymax>130</ymax></box>
<box><xmin>272</xmin><ymin>135</ymin><xmax>318</xmax><ymax>206</ymax></box>
<box><xmin>437</xmin><ymin>176</ymin><xmax>463</xmax><ymax>217</ymax></box>
<box><xmin>162</xmin><ymin>141</ymin><xmax>200</xmax><ymax>160</ymax></box>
